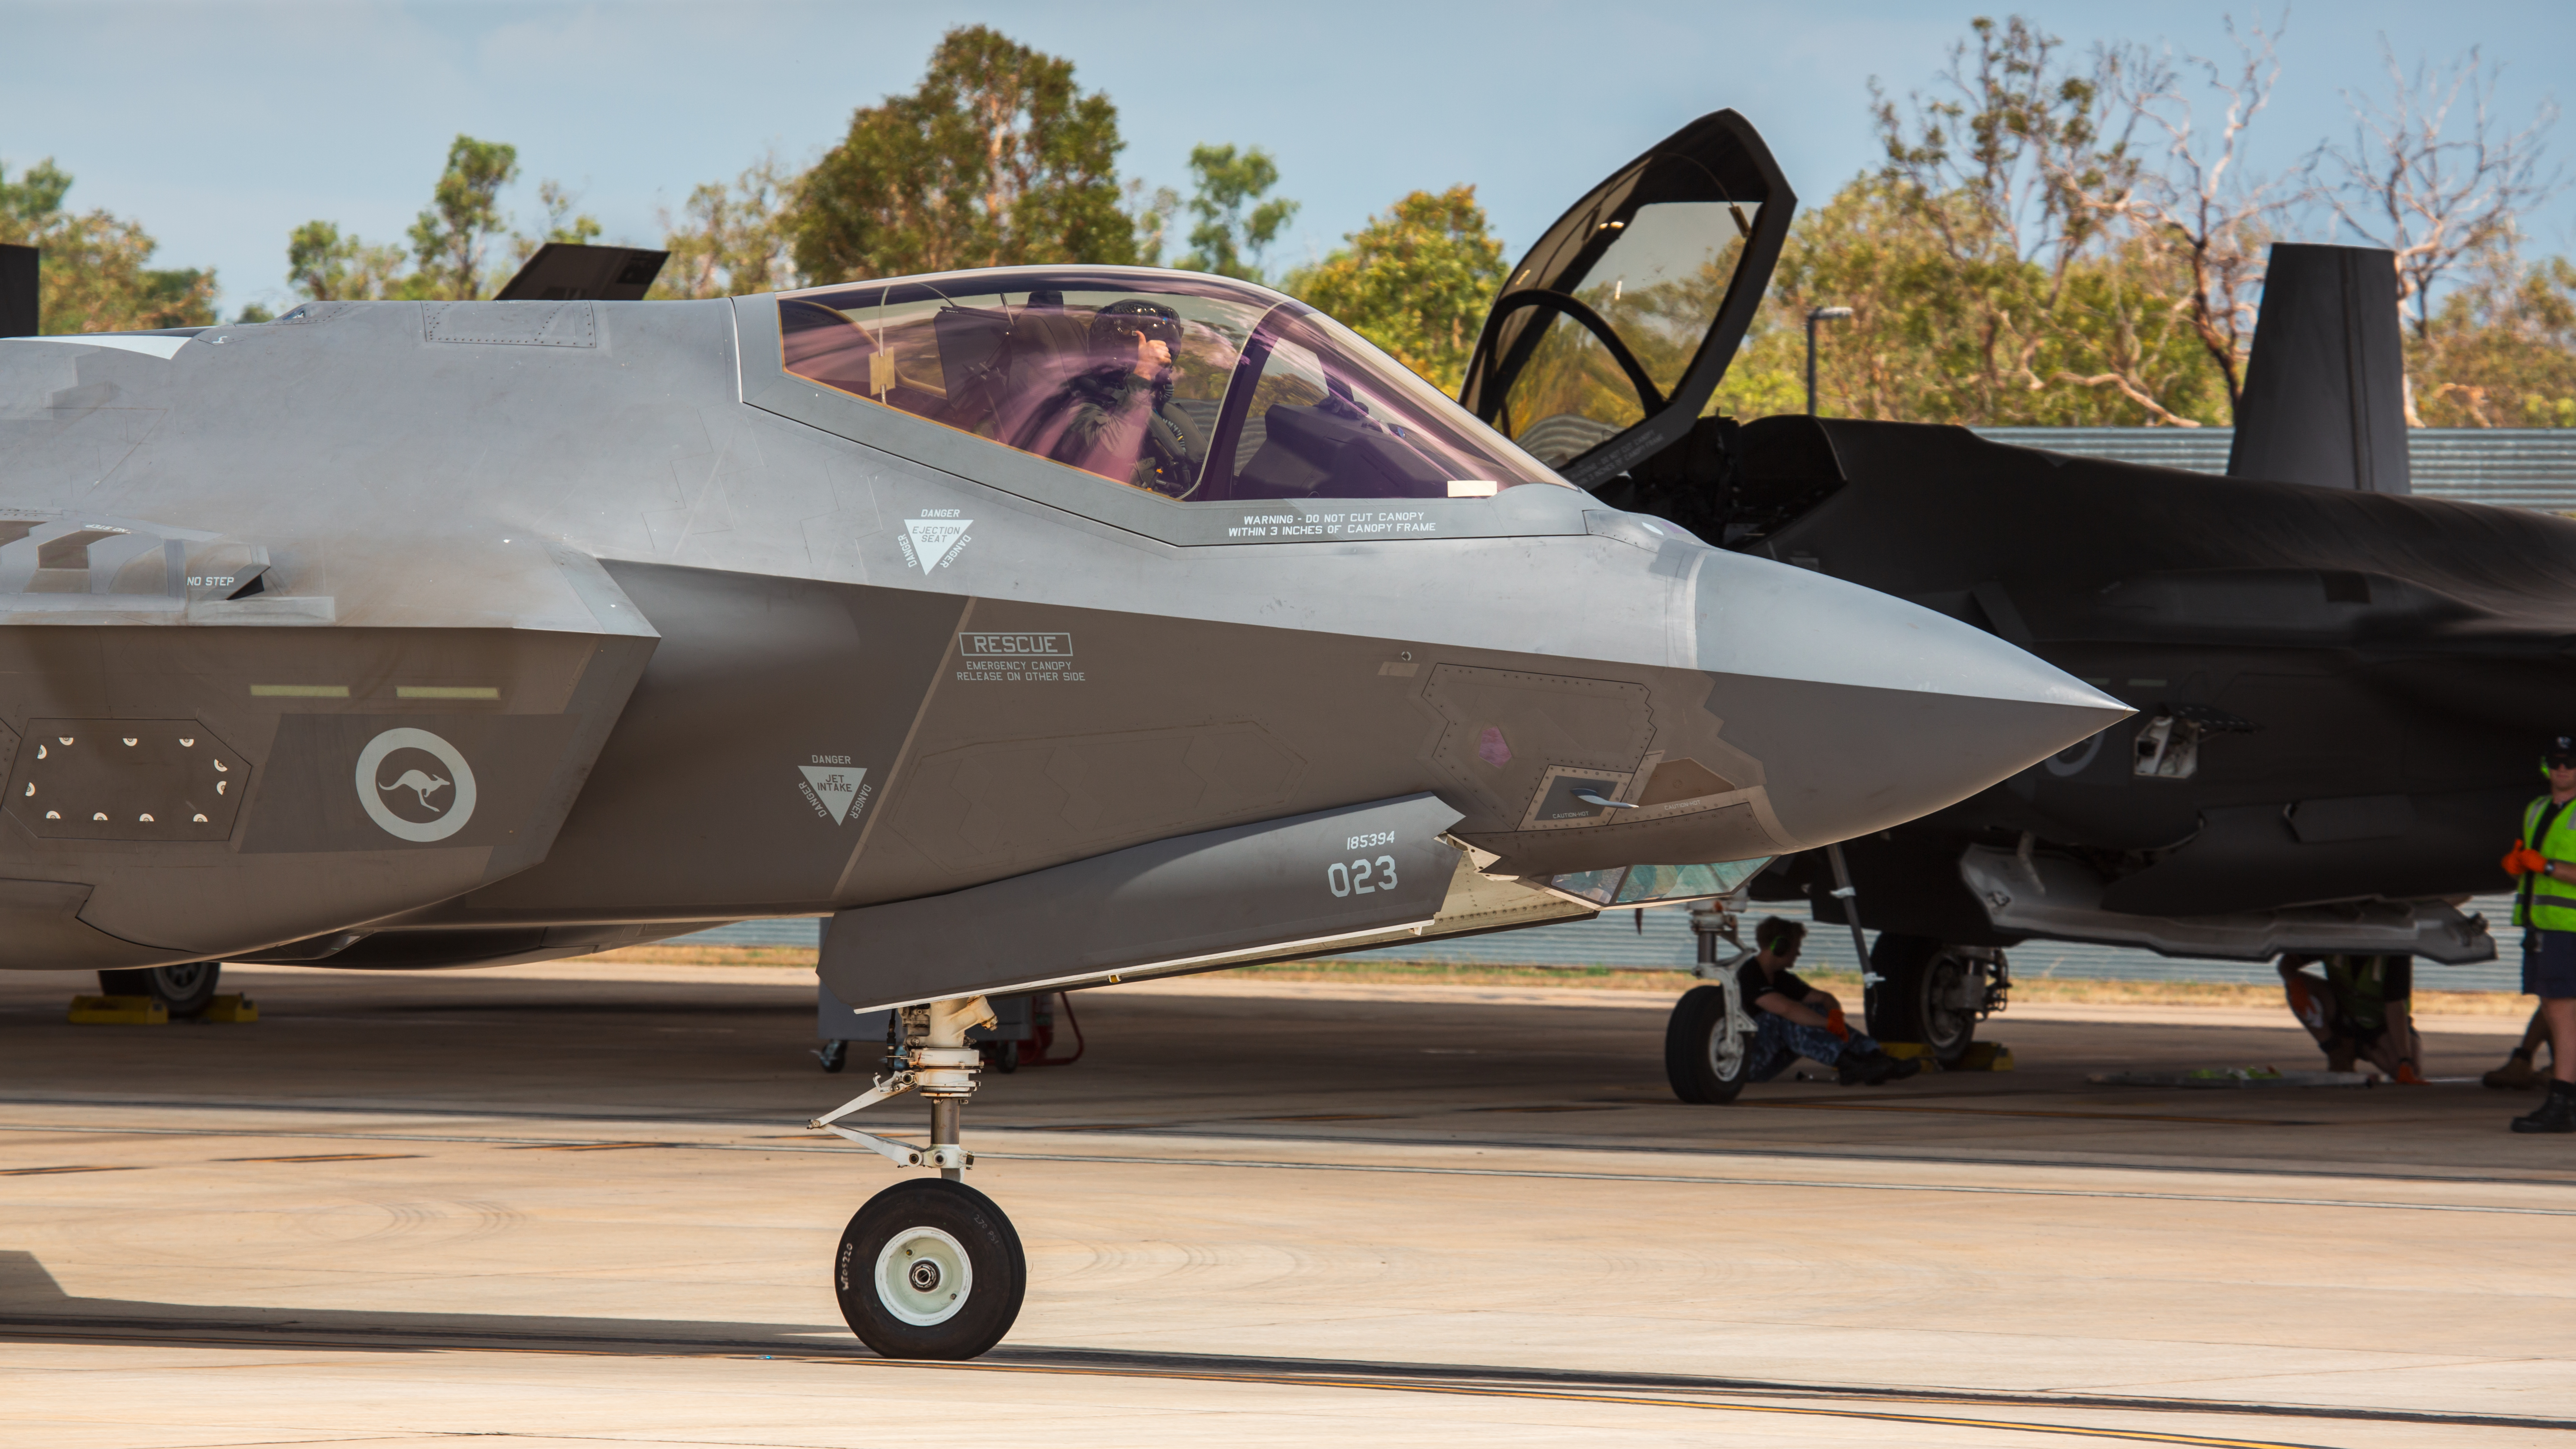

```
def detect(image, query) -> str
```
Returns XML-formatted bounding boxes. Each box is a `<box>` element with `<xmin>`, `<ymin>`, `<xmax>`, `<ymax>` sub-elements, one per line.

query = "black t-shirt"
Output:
<box><xmin>1738</xmin><ymin>962</ymin><xmax>1814</xmax><ymax>1016</ymax></box>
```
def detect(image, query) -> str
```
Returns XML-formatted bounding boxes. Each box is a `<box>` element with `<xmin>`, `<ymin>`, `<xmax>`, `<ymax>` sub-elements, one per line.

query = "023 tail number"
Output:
<box><xmin>1328</xmin><ymin>855</ymin><xmax>1399</xmax><ymax>897</ymax></box>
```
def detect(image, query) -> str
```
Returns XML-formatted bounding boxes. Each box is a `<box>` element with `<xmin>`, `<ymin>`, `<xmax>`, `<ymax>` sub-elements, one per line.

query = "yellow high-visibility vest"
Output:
<box><xmin>2518</xmin><ymin>793</ymin><xmax>2576</xmax><ymax>932</ymax></box>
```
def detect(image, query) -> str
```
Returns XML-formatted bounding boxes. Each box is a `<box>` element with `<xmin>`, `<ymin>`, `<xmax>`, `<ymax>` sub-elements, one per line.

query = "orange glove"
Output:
<box><xmin>2394</xmin><ymin>1062</ymin><xmax>2428</xmax><ymax>1086</ymax></box>
<box><xmin>2504</xmin><ymin>839</ymin><xmax>2536</xmax><ymax>875</ymax></box>
<box><xmin>1825</xmin><ymin>1006</ymin><xmax>1851</xmax><ymax>1041</ymax></box>
<box><xmin>2510</xmin><ymin>846</ymin><xmax>2551</xmax><ymax>877</ymax></box>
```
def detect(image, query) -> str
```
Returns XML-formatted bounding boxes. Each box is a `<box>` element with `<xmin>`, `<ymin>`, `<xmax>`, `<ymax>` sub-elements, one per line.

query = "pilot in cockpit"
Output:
<box><xmin>1040</xmin><ymin>299</ymin><xmax>1205</xmax><ymax>498</ymax></box>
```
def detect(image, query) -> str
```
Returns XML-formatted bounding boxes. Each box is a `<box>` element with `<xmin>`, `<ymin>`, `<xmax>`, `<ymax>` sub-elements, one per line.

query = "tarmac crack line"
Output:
<box><xmin>957</xmin><ymin>1150</ymin><xmax>2576</xmax><ymax>1217</ymax></box>
<box><xmin>3</xmin><ymin>1122</ymin><xmax>2570</xmax><ymax>1216</ymax></box>
<box><xmin>7</xmin><ymin>1319</ymin><xmax>2567</xmax><ymax>1436</ymax></box>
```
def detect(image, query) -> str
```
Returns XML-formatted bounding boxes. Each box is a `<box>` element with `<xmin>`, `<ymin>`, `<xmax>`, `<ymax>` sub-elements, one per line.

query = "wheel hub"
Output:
<box><xmin>876</xmin><ymin>1226</ymin><xmax>973</xmax><ymax>1326</ymax></box>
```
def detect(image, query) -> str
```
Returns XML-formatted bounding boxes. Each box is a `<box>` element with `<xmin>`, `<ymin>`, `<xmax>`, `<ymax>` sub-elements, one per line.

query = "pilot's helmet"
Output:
<box><xmin>1089</xmin><ymin>298</ymin><xmax>1183</xmax><ymax>353</ymax></box>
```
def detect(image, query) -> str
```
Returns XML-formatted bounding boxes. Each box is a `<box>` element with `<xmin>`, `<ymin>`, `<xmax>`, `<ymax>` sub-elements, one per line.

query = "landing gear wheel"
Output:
<box><xmin>835</xmin><ymin>1178</ymin><xmax>1025</xmax><ymax>1360</ymax></box>
<box><xmin>98</xmin><ymin>963</ymin><xmax>220</xmax><ymax>1017</ymax></box>
<box><xmin>1864</xmin><ymin>935</ymin><xmax>1980</xmax><ymax>1064</ymax></box>
<box><xmin>1664</xmin><ymin>977</ymin><xmax>1754</xmax><ymax>1104</ymax></box>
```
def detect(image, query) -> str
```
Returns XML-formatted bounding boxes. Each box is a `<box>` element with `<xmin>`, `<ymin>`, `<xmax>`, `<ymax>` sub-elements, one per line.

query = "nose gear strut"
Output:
<box><xmin>811</xmin><ymin>995</ymin><xmax>1028</xmax><ymax>1359</ymax></box>
<box><xmin>811</xmin><ymin>995</ymin><xmax>993</xmax><ymax>1176</ymax></box>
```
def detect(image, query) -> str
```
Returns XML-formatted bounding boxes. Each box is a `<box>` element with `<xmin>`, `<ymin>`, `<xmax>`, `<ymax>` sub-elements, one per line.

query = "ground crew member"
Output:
<box><xmin>2499</xmin><ymin>734</ymin><xmax>2576</xmax><ymax>1133</ymax></box>
<box><xmin>1738</xmin><ymin>918</ymin><xmax>1919</xmax><ymax>1086</ymax></box>
<box><xmin>2481</xmin><ymin>1006</ymin><xmax>2555</xmax><ymax>1090</ymax></box>
<box><xmin>2276</xmin><ymin>954</ymin><xmax>2424</xmax><ymax>1082</ymax></box>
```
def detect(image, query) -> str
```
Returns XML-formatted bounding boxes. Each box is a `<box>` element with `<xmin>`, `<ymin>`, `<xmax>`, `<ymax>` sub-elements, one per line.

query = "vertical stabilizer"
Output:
<box><xmin>0</xmin><ymin>244</ymin><xmax>35</xmax><ymax>338</ymax></box>
<box><xmin>2226</xmin><ymin>243</ymin><xmax>2409</xmax><ymax>493</ymax></box>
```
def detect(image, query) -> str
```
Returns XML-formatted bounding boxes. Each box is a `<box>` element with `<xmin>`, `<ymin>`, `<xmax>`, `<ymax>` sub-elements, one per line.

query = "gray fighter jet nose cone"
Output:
<box><xmin>1689</xmin><ymin>550</ymin><xmax>2130</xmax><ymax>851</ymax></box>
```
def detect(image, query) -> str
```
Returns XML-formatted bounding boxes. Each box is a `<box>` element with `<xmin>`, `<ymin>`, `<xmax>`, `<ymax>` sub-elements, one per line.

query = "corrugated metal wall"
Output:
<box><xmin>1973</xmin><ymin>427</ymin><xmax>2576</xmax><ymax>513</ymax></box>
<box><xmin>665</xmin><ymin>429</ymin><xmax>2573</xmax><ymax>993</ymax></box>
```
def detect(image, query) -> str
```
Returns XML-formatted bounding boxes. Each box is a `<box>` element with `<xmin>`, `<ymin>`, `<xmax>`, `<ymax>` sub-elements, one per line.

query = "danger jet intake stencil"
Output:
<box><xmin>797</xmin><ymin>757</ymin><xmax>871</xmax><ymax>825</ymax></box>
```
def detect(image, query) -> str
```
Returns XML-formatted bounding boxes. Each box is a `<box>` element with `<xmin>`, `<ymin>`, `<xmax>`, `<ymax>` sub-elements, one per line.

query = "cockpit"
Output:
<box><xmin>777</xmin><ymin>269</ymin><xmax>1566</xmax><ymax>504</ymax></box>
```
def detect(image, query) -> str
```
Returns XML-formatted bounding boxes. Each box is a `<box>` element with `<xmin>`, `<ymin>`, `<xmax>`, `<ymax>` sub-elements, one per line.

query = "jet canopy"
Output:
<box><xmin>778</xmin><ymin>267</ymin><xmax>1566</xmax><ymax>505</ymax></box>
<box><xmin>1460</xmin><ymin>110</ymin><xmax>1793</xmax><ymax>485</ymax></box>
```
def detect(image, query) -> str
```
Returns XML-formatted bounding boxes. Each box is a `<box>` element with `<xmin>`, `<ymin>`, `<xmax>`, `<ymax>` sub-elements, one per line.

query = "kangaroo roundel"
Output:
<box><xmin>355</xmin><ymin>728</ymin><xmax>479</xmax><ymax>843</ymax></box>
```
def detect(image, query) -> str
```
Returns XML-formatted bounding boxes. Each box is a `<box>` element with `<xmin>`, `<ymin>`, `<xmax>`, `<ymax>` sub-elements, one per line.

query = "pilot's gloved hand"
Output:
<box><xmin>2504</xmin><ymin>839</ymin><xmax>2535</xmax><ymax>876</ymax></box>
<box><xmin>1825</xmin><ymin>1006</ymin><xmax>1850</xmax><ymax>1041</ymax></box>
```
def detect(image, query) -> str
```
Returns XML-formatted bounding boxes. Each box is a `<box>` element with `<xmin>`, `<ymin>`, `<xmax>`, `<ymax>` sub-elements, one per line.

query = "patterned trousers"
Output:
<box><xmin>1743</xmin><ymin>1011</ymin><xmax>1880</xmax><ymax>1083</ymax></box>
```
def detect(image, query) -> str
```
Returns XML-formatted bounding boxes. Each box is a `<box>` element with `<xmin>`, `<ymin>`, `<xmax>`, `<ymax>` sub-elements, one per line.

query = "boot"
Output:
<box><xmin>1837</xmin><ymin>1049</ymin><xmax>1897</xmax><ymax>1086</ymax></box>
<box><xmin>2510</xmin><ymin>1080</ymin><xmax>2576</xmax><ymax>1134</ymax></box>
<box><xmin>2485</xmin><ymin>1051</ymin><xmax>2546</xmax><ymax>1090</ymax></box>
<box><xmin>2324</xmin><ymin>1037</ymin><xmax>2357</xmax><ymax>1073</ymax></box>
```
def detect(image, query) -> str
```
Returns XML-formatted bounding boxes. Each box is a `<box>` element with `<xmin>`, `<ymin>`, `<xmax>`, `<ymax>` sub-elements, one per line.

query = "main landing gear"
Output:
<box><xmin>809</xmin><ymin>995</ymin><xmax>1026</xmax><ymax>1359</ymax></box>
<box><xmin>98</xmin><ymin>962</ymin><xmax>221</xmax><ymax>1016</ymax></box>
<box><xmin>1865</xmin><ymin>934</ymin><xmax>2008</xmax><ymax>1066</ymax></box>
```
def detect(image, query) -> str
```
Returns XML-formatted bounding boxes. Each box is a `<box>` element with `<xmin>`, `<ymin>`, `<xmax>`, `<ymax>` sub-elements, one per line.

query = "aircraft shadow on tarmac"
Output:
<box><xmin>0</xmin><ymin>1249</ymin><xmax>847</xmax><ymax>1356</ymax></box>
<box><xmin>9</xmin><ymin>1247</ymin><xmax>2564</xmax><ymax>1439</ymax></box>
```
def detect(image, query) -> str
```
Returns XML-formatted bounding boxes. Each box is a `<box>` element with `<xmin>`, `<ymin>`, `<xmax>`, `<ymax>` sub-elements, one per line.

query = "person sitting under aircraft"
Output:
<box><xmin>1739</xmin><ymin>918</ymin><xmax>1918</xmax><ymax>1086</ymax></box>
<box><xmin>1032</xmin><ymin>299</ymin><xmax>1205</xmax><ymax>498</ymax></box>
<box><xmin>2276</xmin><ymin>954</ymin><xmax>2424</xmax><ymax>1083</ymax></box>
<box><xmin>2500</xmin><ymin>733</ymin><xmax>2576</xmax><ymax>1133</ymax></box>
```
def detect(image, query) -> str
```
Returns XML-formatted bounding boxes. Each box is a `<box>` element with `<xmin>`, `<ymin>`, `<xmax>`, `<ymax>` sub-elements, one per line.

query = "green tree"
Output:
<box><xmin>788</xmin><ymin>26</ymin><xmax>1134</xmax><ymax>283</ymax></box>
<box><xmin>2410</xmin><ymin>243</ymin><xmax>2576</xmax><ymax>426</ymax></box>
<box><xmin>1698</xmin><ymin>15</ymin><xmax>2246</xmax><ymax>429</ymax></box>
<box><xmin>654</xmin><ymin>156</ymin><xmax>797</xmax><ymax>299</ymax></box>
<box><xmin>1284</xmin><ymin>186</ymin><xmax>1505</xmax><ymax>392</ymax></box>
<box><xmin>0</xmin><ymin>156</ymin><xmax>215</xmax><ymax>332</ymax></box>
<box><xmin>407</xmin><ymin>135</ymin><xmax>521</xmax><ymax>299</ymax></box>
<box><xmin>1126</xmin><ymin>180</ymin><xmax>1180</xmax><ymax>267</ymax></box>
<box><xmin>287</xmin><ymin>220</ymin><xmax>409</xmax><ymax>301</ymax></box>
<box><xmin>509</xmin><ymin>179</ymin><xmax>602</xmax><ymax>269</ymax></box>
<box><xmin>1178</xmin><ymin>144</ymin><xmax>1297</xmax><ymax>282</ymax></box>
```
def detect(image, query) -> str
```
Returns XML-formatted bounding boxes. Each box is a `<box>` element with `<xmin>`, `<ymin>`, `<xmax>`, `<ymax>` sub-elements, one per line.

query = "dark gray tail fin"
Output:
<box><xmin>493</xmin><ymin>243</ymin><xmax>670</xmax><ymax>302</ymax></box>
<box><xmin>2226</xmin><ymin>242</ymin><xmax>2409</xmax><ymax>493</ymax></box>
<box><xmin>0</xmin><ymin>244</ymin><xmax>35</xmax><ymax>338</ymax></box>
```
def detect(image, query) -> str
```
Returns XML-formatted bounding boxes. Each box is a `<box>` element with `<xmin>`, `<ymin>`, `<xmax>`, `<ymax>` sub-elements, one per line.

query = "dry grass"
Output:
<box><xmin>587</xmin><ymin>947</ymin><xmax>2531</xmax><ymax>1016</ymax></box>
<box><xmin>594</xmin><ymin>945</ymin><xmax>820</xmax><ymax>968</ymax></box>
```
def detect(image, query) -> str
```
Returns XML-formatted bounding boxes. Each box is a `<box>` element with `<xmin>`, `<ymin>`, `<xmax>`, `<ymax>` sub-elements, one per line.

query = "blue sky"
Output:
<box><xmin>3</xmin><ymin>0</ymin><xmax>2568</xmax><ymax>316</ymax></box>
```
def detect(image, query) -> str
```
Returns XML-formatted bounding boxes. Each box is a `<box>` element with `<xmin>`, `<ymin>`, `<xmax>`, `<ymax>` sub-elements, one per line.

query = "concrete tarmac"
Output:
<box><xmin>1</xmin><ymin>961</ymin><xmax>2570</xmax><ymax>1447</ymax></box>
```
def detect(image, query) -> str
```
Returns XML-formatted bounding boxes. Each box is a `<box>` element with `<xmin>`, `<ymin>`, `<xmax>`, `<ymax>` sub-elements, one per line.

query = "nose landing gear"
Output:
<box><xmin>810</xmin><ymin>995</ymin><xmax>1026</xmax><ymax>1360</ymax></box>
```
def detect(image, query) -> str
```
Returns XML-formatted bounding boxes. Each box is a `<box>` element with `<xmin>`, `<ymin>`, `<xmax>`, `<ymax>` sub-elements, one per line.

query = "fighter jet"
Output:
<box><xmin>0</xmin><ymin>109</ymin><xmax>2117</xmax><ymax>1359</ymax></box>
<box><xmin>1463</xmin><ymin>118</ymin><xmax>2568</xmax><ymax>1072</ymax></box>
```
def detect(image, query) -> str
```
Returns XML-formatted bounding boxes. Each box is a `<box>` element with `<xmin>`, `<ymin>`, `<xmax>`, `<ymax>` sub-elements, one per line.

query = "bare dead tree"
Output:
<box><xmin>2321</xmin><ymin>41</ymin><xmax>2563</xmax><ymax>341</ymax></box>
<box><xmin>2087</xmin><ymin>14</ymin><xmax>2303</xmax><ymax>415</ymax></box>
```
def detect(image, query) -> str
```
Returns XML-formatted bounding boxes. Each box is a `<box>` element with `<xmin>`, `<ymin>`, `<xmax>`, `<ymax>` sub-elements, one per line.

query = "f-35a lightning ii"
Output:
<box><xmin>1465</xmin><ymin>117</ymin><xmax>2567</xmax><ymax>1077</ymax></box>
<box><xmin>0</xmin><ymin>110</ymin><xmax>2116</xmax><ymax>1358</ymax></box>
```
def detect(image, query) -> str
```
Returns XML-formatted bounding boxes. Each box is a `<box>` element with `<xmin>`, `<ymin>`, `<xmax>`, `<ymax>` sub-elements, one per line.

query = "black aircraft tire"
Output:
<box><xmin>835</xmin><ymin>1178</ymin><xmax>1026</xmax><ymax>1360</ymax></box>
<box><xmin>1664</xmin><ymin>983</ymin><xmax>1754</xmax><ymax>1104</ymax></box>
<box><xmin>98</xmin><ymin>963</ymin><xmax>220</xmax><ymax>1016</ymax></box>
<box><xmin>1864</xmin><ymin>935</ymin><xmax>1977</xmax><ymax>1064</ymax></box>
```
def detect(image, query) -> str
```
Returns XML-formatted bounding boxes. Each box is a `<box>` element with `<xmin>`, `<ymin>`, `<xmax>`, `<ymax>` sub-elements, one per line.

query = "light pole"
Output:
<box><xmin>1805</xmin><ymin>305</ymin><xmax>1853</xmax><ymax>416</ymax></box>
